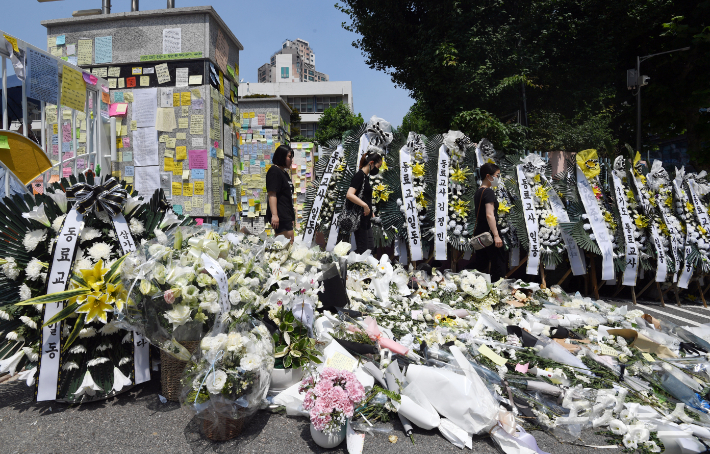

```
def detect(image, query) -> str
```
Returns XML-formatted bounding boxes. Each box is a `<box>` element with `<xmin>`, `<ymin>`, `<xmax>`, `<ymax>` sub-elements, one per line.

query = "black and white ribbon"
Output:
<box><xmin>400</xmin><ymin>145</ymin><xmax>423</xmax><ymax>261</ymax></box>
<box><xmin>66</xmin><ymin>177</ymin><xmax>128</xmax><ymax>217</ymax></box>
<box><xmin>302</xmin><ymin>145</ymin><xmax>343</xmax><ymax>249</ymax></box>
<box><xmin>517</xmin><ymin>165</ymin><xmax>540</xmax><ymax>275</ymax></box>
<box><xmin>435</xmin><ymin>145</ymin><xmax>450</xmax><ymax>260</ymax></box>
<box><xmin>611</xmin><ymin>173</ymin><xmax>639</xmax><ymax>286</ymax></box>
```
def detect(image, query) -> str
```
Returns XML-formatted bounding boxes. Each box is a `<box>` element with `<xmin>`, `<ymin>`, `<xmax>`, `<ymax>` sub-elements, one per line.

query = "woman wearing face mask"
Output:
<box><xmin>345</xmin><ymin>152</ymin><xmax>383</xmax><ymax>254</ymax></box>
<box><xmin>471</xmin><ymin>162</ymin><xmax>506</xmax><ymax>282</ymax></box>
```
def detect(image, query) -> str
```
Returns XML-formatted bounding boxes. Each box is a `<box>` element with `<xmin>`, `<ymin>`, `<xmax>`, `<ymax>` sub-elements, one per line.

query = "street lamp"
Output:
<box><xmin>628</xmin><ymin>46</ymin><xmax>690</xmax><ymax>158</ymax></box>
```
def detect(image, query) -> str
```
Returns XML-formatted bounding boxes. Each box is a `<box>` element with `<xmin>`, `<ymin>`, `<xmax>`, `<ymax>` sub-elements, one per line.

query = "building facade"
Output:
<box><xmin>239</xmin><ymin>81</ymin><xmax>353</xmax><ymax>139</ymax></box>
<box><xmin>257</xmin><ymin>38</ymin><xmax>329</xmax><ymax>84</ymax></box>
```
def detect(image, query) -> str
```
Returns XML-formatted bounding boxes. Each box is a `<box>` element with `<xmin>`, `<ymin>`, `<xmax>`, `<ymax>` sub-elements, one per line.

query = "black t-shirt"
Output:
<box><xmin>346</xmin><ymin>170</ymin><xmax>373</xmax><ymax>230</ymax></box>
<box><xmin>473</xmin><ymin>187</ymin><xmax>498</xmax><ymax>236</ymax></box>
<box><xmin>265</xmin><ymin>165</ymin><xmax>295</xmax><ymax>223</ymax></box>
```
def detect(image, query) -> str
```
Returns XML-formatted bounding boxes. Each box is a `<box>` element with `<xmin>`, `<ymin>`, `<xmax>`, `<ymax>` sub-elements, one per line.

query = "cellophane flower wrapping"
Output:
<box><xmin>118</xmin><ymin>226</ymin><xmax>234</xmax><ymax>360</ymax></box>
<box><xmin>180</xmin><ymin>317</ymin><xmax>274</xmax><ymax>435</ymax></box>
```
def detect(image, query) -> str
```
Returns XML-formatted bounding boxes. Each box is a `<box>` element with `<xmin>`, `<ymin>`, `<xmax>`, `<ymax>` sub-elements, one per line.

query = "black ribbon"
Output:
<box><xmin>66</xmin><ymin>177</ymin><xmax>128</xmax><ymax>217</ymax></box>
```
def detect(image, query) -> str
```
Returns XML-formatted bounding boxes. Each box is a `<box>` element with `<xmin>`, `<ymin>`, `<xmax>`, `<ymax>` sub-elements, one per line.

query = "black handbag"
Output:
<box><xmin>337</xmin><ymin>177</ymin><xmax>366</xmax><ymax>233</ymax></box>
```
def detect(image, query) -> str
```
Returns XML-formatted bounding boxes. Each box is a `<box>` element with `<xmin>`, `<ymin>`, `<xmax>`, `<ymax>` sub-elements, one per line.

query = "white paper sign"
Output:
<box><xmin>434</xmin><ymin>145</ymin><xmax>449</xmax><ymax>260</ymax></box>
<box><xmin>223</xmin><ymin>156</ymin><xmax>233</xmax><ymax>185</ymax></box>
<box><xmin>162</xmin><ymin>28</ymin><xmax>182</xmax><ymax>54</ymax></box>
<box><xmin>302</xmin><ymin>145</ymin><xmax>343</xmax><ymax>246</ymax></box>
<box><xmin>37</xmin><ymin>209</ymin><xmax>83</xmax><ymax>401</ymax></box>
<box><xmin>612</xmin><ymin>173</ymin><xmax>638</xmax><ymax>286</ymax></box>
<box><xmin>135</xmin><ymin>165</ymin><xmax>161</xmax><ymax>195</ymax></box>
<box><xmin>132</xmin><ymin>127</ymin><xmax>159</xmax><ymax>166</ymax></box>
<box><xmin>175</xmin><ymin>68</ymin><xmax>188</xmax><ymax>87</ymax></box>
<box><xmin>160</xmin><ymin>87</ymin><xmax>173</xmax><ymax>108</ymax></box>
<box><xmin>26</xmin><ymin>48</ymin><xmax>58</xmax><ymax>104</ymax></box>
<box><xmin>399</xmin><ymin>146</ymin><xmax>423</xmax><ymax>261</ymax></box>
<box><xmin>132</xmin><ymin>88</ymin><xmax>158</xmax><ymax>128</ymax></box>
<box><xmin>517</xmin><ymin>165</ymin><xmax>540</xmax><ymax>275</ymax></box>
<box><xmin>576</xmin><ymin>166</ymin><xmax>615</xmax><ymax>280</ymax></box>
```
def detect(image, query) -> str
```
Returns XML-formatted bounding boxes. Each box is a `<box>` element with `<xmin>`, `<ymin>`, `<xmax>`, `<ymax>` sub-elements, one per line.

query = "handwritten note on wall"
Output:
<box><xmin>162</xmin><ymin>28</ymin><xmax>182</xmax><ymax>54</ymax></box>
<box><xmin>94</xmin><ymin>36</ymin><xmax>112</xmax><ymax>64</ymax></box>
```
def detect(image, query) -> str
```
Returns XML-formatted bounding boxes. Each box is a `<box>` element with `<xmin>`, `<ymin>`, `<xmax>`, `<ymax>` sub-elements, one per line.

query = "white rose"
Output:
<box><xmin>205</xmin><ymin>369</ymin><xmax>227</xmax><ymax>394</ymax></box>
<box><xmin>333</xmin><ymin>241</ymin><xmax>352</xmax><ymax>257</ymax></box>
<box><xmin>163</xmin><ymin>305</ymin><xmax>191</xmax><ymax>329</ymax></box>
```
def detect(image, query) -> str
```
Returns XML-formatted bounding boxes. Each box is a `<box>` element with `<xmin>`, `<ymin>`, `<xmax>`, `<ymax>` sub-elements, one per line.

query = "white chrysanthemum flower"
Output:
<box><xmin>73</xmin><ymin>255</ymin><xmax>93</xmax><ymax>272</ymax></box>
<box><xmin>23</xmin><ymin>229</ymin><xmax>47</xmax><ymax>252</ymax></box>
<box><xmin>87</xmin><ymin>357</ymin><xmax>110</xmax><ymax>367</ymax></box>
<box><xmin>129</xmin><ymin>218</ymin><xmax>145</xmax><ymax>235</ymax></box>
<box><xmin>62</xmin><ymin>361</ymin><xmax>79</xmax><ymax>371</ymax></box>
<box><xmin>19</xmin><ymin>316</ymin><xmax>37</xmax><ymax>329</ymax></box>
<box><xmin>22</xmin><ymin>347</ymin><xmax>38</xmax><ymax>362</ymax></box>
<box><xmin>19</xmin><ymin>284</ymin><xmax>32</xmax><ymax>301</ymax></box>
<box><xmin>26</xmin><ymin>258</ymin><xmax>44</xmax><ymax>280</ymax></box>
<box><xmin>79</xmin><ymin>327</ymin><xmax>97</xmax><ymax>338</ymax></box>
<box><xmin>0</xmin><ymin>309</ymin><xmax>10</xmax><ymax>321</ymax></box>
<box><xmin>80</xmin><ymin>228</ymin><xmax>101</xmax><ymax>242</ymax></box>
<box><xmin>52</xmin><ymin>214</ymin><xmax>67</xmax><ymax>233</ymax></box>
<box><xmin>87</xmin><ymin>242</ymin><xmax>112</xmax><ymax>262</ymax></box>
<box><xmin>98</xmin><ymin>322</ymin><xmax>120</xmax><ymax>335</ymax></box>
<box><xmin>6</xmin><ymin>331</ymin><xmax>20</xmax><ymax>341</ymax></box>
<box><xmin>119</xmin><ymin>357</ymin><xmax>131</xmax><ymax>366</ymax></box>
<box><xmin>154</xmin><ymin>228</ymin><xmax>168</xmax><ymax>245</ymax></box>
<box><xmin>1</xmin><ymin>257</ymin><xmax>20</xmax><ymax>280</ymax></box>
<box><xmin>96</xmin><ymin>343</ymin><xmax>112</xmax><ymax>352</ymax></box>
<box><xmin>122</xmin><ymin>332</ymin><xmax>132</xmax><ymax>344</ymax></box>
<box><xmin>69</xmin><ymin>345</ymin><xmax>87</xmax><ymax>354</ymax></box>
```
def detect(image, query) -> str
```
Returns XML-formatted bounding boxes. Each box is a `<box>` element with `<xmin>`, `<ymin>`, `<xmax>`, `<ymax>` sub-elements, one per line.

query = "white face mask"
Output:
<box><xmin>489</xmin><ymin>175</ymin><xmax>500</xmax><ymax>187</ymax></box>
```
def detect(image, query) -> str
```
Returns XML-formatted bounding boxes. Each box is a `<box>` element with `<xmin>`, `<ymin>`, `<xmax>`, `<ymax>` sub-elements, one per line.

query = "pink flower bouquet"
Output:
<box><xmin>299</xmin><ymin>367</ymin><xmax>365</xmax><ymax>434</ymax></box>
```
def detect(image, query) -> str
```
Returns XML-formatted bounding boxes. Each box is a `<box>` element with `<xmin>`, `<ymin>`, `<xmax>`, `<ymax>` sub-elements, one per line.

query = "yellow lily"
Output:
<box><xmin>544</xmin><ymin>214</ymin><xmax>559</xmax><ymax>227</ymax></box>
<box><xmin>76</xmin><ymin>292</ymin><xmax>113</xmax><ymax>324</ymax></box>
<box><xmin>80</xmin><ymin>260</ymin><xmax>110</xmax><ymax>292</ymax></box>
<box><xmin>535</xmin><ymin>186</ymin><xmax>549</xmax><ymax>203</ymax></box>
<box><xmin>453</xmin><ymin>199</ymin><xmax>469</xmax><ymax>217</ymax></box>
<box><xmin>416</xmin><ymin>192</ymin><xmax>428</xmax><ymax>208</ymax></box>
<box><xmin>450</xmin><ymin>167</ymin><xmax>470</xmax><ymax>184</ymax></box>
<box><xmin>498</xmin><ymin>200</ymin><xmax>511</xmax><ymax>214</ymax></box>
<box><xmin>686</xmin><ymin>201</ymin><xmax>695</xmax><ymax>213</ymax></box>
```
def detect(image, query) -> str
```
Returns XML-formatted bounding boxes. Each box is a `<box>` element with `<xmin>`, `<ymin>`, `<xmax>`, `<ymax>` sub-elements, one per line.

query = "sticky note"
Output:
<box><xmin>191</xmin><ymin>88</ymin><xmax>201</xmax><ymax>99</ymax></box>
<box><xmin>178</xmin><ymin>118</ymin><xmax>188</xmax><ymax>129</ymax></box>
<box><xmin>166</xmin><ymin>138</ymin><xmax>176</xmax><ymax>149</ymax></box>
<box><xmin>124</xmin><ymin>165</ymin><xmax>135</xmax><ymax>177</ymax></box>
<box><xmin>183</xmin><ymin>183</ymin><xmax>194</xmax><ymax>196</ymax></box>
<box><xmin>140</xmin><ymin>76</ymin><xmax>150</xmax><ymax>86</ymax></box>
<box><xmin>123</xmin><ymin>151</ymin><xmax>133</xmax><ymax>162</ymax></box>
<box><xmin>176</xmin><ymin>132</ymin><xmax>186</xmax><ymax>140</ymax></box>
<box><xmin>188</xmin><ymin>75</ymin><xmax>202</xmax><ymax>85</ymax></box>
<box><xmin>194</xmin><ymin>180</ymin><xmax>205</xmax><ymax>194</ymax></box>
<box><xmin>181</xmin><ymin>92</ymin><xmax>191</xmax><ymax>106</ymax></box>
<box><xmin>173</xmin><ymin>92</ymin><xmax>180</xmax><ymax>106</ymax></box>
<box><xmin>0</xmin><ymin>135</ymin><xmax>9</xmax><ymax>149</ymax></box>
<box><xmin>122</xmin><ymin>137</ymin><xmax>130</xmax><ymax>148</ymax></box>
<box><xmin>164</xmin><ymin>157</ymin><xmax>174</xmax><ymax>171</ymax></box>
<box><xmin>191</xmin><ymin>169</ymin><xmax>205</xmax><ymax>179</ymax></box>
<box><xmin>172</xmin><ymin>161</ymin><xmax>183</xmax><ymax>175</ymax></box>
<box><xmin>173</xmin><ymin>205</ymin><xmax>183</xmax><ymax>215</ymax></box>
<box><xmin>188</xmin><ymin>149</ymin><xmax>208</xmax><ymax>169</ymax></box>
<box><xmin>172</xmin><ymin>182</ymin><xmax>182</xmax><ymax>196</ymax></box>
<box><xmin>130</xmin><ymin>120</ymin><xmax>137</xmax><ymax>130</ymax></box>
<box><xmin>132</xmin><ymin>67</ymin><xmax>142</xmax><ymax>75</ymax></box>
<box><xmin>176</xmin><ymin>146</ymin><xmax>187</xmax><ymax>160</ymax></box>
<box><xmin>126</xmin><ymin>77</ymin><xmax>136</xmax><ymax>88</ymax></box>
<box><xmin>478</xmin><ymin>345</ymin><xmax>507</xmax><ymax>366</ymax></box>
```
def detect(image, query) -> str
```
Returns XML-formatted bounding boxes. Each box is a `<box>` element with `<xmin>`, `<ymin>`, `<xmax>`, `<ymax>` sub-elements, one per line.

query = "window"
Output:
<box><xmin>281</xmin><ymin>67</ymin><xmax>289</xmax><ymax>78</ymax></box>
<box><xmin>300</xmin><ymin>122</ymin><xmax>317</xmax><ymax>138</ymax></box>
<box><xmin>314</xmin><ymin>96</ymin><xmax>343</xmax><ymax>112</ymax></box>
<box><xmin>308</xmin><ymin>70</ymin><xmax>314</xmax><ymax>75</ymax></box>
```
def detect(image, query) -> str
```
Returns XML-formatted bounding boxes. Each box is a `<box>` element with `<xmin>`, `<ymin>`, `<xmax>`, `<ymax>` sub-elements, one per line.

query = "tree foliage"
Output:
<box><xmin>315</xmin><ymin>103</ymin><xmax>364</xmax><ymax>145</ymax></box>
<box><xmin>336</xmin><ymin>0</ymin><xmax>710</xmax><ymax>163</ymax></box>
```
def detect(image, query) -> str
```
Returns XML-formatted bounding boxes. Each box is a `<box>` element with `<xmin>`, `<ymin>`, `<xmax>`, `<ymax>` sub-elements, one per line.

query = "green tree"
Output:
<box><xmin>451</xmin><ymin>108</ymin><xmax>527</xmax><ymax>152</ymax></box>
<box><xmin>335</xmin><ymin>0</ymin><xmax>710</xmax><ymax>161</ymax></box>
<box><xmin>287</xmin><ymin>103</ymin><xmax>302</xmax><ymax>138</ymax></box>
<box><xmin>315</xmin><ymin>103</ymin><xmax>364</xmax><ymax>145</ymax></box>
<box><xmin>398</xmin><ymin>99</ymin><xmax>437</xmax><ymax>137</ymax></box>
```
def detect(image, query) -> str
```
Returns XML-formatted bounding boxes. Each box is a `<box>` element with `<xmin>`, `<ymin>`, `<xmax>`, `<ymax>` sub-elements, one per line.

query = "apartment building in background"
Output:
<box><xmin>257</xmin><ymin>38</ymin><xmax>329</xmax><ymax>83</ymax></box>
<box><xmin>239</xmin><ymin>81</ymin><xmax>352</xmax><ymax>139</ymax></box>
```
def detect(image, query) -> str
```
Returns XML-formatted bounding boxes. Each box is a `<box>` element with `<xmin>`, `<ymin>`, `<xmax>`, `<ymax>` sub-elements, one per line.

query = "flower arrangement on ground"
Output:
<box><xmin>300</xmin><ymin>367</ymin><xmax>366</xmax><ymax>434</ymax></box>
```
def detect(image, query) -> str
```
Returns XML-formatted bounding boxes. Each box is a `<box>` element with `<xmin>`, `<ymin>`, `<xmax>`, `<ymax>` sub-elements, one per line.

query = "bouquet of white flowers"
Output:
<box><xmin>180</xmin><ymin>318</ymin><xmax>274</xmax><ymax>441</ymax></box>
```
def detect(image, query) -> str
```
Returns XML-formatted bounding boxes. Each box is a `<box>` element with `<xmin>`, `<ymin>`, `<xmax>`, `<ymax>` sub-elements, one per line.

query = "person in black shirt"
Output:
<box><xmin>346</xmin><ymin>152</ymin><xmax>382</xmax><ymax>254</ymax></box>
<box><xmin>266</xmin><ymin>145</ymin><xmax>296</xmax><ymax>242</ymax></box>
<box><xmin>471</xmin><ymin>162</ymin><xmax>506</xmax><ymax>282</ymax></box>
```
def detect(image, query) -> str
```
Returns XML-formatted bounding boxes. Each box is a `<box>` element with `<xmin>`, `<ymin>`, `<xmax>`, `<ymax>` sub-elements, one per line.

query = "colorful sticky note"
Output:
<box><xmin>183</xmin><ymin>183</ymin><xmax>193</xmax><ymax>197</ymax></box>
<box><xmin>126</xmin><ymin>77</ymin><xmax>136</xmax><ymax>88</ymax></box>
<box><xmin>124</xmin><ymin>165</ymin><xmax>135</xmax><ymax>177</ymax></box>
<box><xmin>188</xmin><ymin>149</ymin><xmax>208</xmax><ymax>169</ymax></box>
<box><xmin>0</xmin><ymin>135</ymin><xmax>9</xmax><ymax>149</ymax></box>
<box><xmin>194</xmin><ymin>180</ymin><xmax>205</xmax><ymax>195</ymax></box>
<box><xmin>191</xmin><ymin>169</ymin><xmax>205</xmax><ymax>179</ymax></box>
<box><xmin>172</xmin><ymin>182</ymin><xmax>182</xmax><ymax>196</ymax></box>
<box><xmin>176</xmin><ymin>146</ymin><xmax>187</xmax><ymax>160</ymax></box>
<box><xmin>109</xmin><ymin>103</ymin><xmax>128</xmax><ymax>116</ymax></box>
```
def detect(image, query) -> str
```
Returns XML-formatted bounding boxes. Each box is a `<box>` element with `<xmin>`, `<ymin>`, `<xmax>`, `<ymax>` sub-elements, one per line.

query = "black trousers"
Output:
<box><xmin>353</xmin><ymin>226</ymin><xmax>375</xmax><ymax>254</ymax></box>
<box><xmin>472</xmin><ymin>244</ymin><xmax>507</xmax><ymax>283</ymax></box>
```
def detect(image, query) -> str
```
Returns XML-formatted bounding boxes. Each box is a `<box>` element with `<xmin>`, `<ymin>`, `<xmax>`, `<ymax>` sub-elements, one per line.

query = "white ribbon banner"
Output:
<box><xmin>37</xmin><ymin>209</ymin><xmax>83</xmax><ymax>402</ymax></box>
<box><xmin>651</xmin><ymin>223</ymin><xmax>667</xmax><ymax>282</ymax></box>
<box><xmin>542</xmin><ymin>176</ymin><xmax>586</xmax><ymax>276</ymax></box>
<box><xmin>688</xmin><ymin>179</ymin><xmax>710</xmax><ymax>232</ymax></box>
<box><xmin>201</xmin><ymin>253</ymin><xmax>230</xmax><ymax>331</ymax></box>
<box><xmin>400</xmin><ymin>146</ymin><xmax>423</xmax><ymax>261</ymax></box>
<box><xmin>475</xmin><ymin>145</ymin><xmax>484</xmax><ymax>168</ymax></box>
<box><xmin>302</xmin><ymin>145</ymin><xmax>343</xmax><ymax>246</ymax></box>
<box><xmin>630</xmin><ymin>174</ymin><xmax>666</xmax><ymax>282</ymax></box>
<box><xmin>112</xmin><ymin>213</ymin><xmax>150</xmax><ymax>385</ymax></box>
<box><xmin>516</xmin><ymin>166</ymin><xmax>540</xmax><ymax>275</ymax></box>
<box><xmin>576</xmin><ymin>166</ymin><xmax>615</xmax><ymax>280</ymax></box>
<box><xmin>659</xmin><ymin>207</ymin><xmax>682</xmax><ymax>283</ymax></box>
<box><xmin>673</xmin><ymin>181</ymin><xmax>694</xmax><ymax>288</ymax></box>
<box><xmin>325</xmin><ymin>213</ymin><xmax>341</xmax><ymax>252</ymax></box>
<box><xmin>611</xmin><ymin>174</ymin><xmax>639</xmax><ymax>286</ymax></box>
<box><xmin>357</xmin><ymin>134</ymin><xmax>370</xmax><ymax>167</ymax></box>
<box><xmin>435</xmin><ymin>145</ymin><xmax>450</xmax><ymax>260</ymax></box>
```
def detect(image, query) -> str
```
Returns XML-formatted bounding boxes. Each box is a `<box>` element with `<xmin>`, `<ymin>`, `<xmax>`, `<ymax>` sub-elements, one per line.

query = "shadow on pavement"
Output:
<box><xmin>183</xmin><ymin>409</ymin><xmax>272</xmax><ymax>453</ymax></box>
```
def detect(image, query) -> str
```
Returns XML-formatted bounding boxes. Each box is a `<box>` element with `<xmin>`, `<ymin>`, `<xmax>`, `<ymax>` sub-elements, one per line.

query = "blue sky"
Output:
<box><xmin>3</xmin><ymin>0</ymin><xmax>413</xmax><ymax>127</ymax></box>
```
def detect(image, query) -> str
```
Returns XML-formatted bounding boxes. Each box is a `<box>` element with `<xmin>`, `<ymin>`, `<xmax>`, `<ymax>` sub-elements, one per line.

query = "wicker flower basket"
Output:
<box><xmin>160</xmin><ymin>340</ymin><xmax>200</xmax><ymax>402</ymax></box>
<box><xmin>201</xmin><ymin>415</ymin><xmax>247</xmax><ymax>441</ymax></box>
